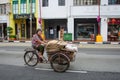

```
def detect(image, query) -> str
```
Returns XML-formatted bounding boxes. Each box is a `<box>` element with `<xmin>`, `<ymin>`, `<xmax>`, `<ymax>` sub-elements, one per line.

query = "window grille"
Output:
<box><xmin>73</xmin><ymin>0</ymin><xmax>98</xmax><ymax>6</ymax></box>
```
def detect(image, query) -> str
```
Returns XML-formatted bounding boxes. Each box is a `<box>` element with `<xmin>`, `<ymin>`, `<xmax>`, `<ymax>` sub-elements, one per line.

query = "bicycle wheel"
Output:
<box><xmin>50</xmin><ymin>53</ymin><xmax>70</xmax><ymax>72</ymax></box>
<box><xmin>24</xmin><ymin>51</ymin><xmax>39</xmax><ymax>67</ymax></box>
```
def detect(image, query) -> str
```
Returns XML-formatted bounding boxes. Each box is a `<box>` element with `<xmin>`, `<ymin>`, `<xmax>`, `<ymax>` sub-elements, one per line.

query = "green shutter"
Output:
<box><xmin>29</xmin><ymin>0</ymin><xmax>35</xmax><ymax>3</ymax></box>
<box><xmin>21</xmin><ymin>0</ymin><xmax>26</xmax><ymax>3</ymax></box>
<box><xmin>13</xmin><ymin>1</ymin><xmax>18</xmax><ymax>4</ymax></box>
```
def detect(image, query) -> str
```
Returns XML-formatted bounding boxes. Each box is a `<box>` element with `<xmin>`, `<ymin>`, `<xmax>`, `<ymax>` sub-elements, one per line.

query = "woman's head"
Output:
<box><xmin>36</xmin><ymin>29</ymin><xmax>42</xmax><ymax>35</ymax></box>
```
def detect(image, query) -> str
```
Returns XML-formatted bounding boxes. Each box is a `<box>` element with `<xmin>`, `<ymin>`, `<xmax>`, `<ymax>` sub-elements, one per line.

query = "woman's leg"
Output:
<box><xmin>36</xmin><ymin>45</ymin><xmax>45</xmax><ymax>62</ymax></box>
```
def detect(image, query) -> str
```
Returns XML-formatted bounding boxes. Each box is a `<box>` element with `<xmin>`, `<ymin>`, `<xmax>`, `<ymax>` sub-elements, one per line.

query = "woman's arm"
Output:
<box><xmin>35</xmin><ymin>34</ymin><xmax>44</xmax><ymax>44</ymax></box>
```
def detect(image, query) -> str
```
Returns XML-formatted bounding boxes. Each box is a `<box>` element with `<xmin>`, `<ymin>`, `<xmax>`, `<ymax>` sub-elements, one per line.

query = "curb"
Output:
<box><xmin>0</xmin><ymin>40</ymin><xmax>31</xmax><ymax>43</ymax></box>
<box><xmin>0</xmin><ymin>40</ymin><xmax>120</xmax><ymax>44</ymax></box>
<box><xmin>76</xmin><ymin>41</ymin><xmax>120</xmax><ymax>45</ymax></box>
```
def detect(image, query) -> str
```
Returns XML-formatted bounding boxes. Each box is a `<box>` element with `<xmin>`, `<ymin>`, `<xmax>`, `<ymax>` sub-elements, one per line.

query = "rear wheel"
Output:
<box><xmin>50</xmin><ymin>53</ymin><xmax>70</xmax><ymax>72</ymax></box>
<box><xmin>24</xmin><ymin>51</ymin><xmax>38</xmax><ymax>67</ymax></box>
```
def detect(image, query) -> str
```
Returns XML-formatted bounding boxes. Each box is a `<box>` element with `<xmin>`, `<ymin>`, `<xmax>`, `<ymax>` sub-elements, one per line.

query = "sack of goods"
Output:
<box><xmin>65</xmin><ymin>44</ymin><xmax>78</xmax><ymax>52</ymax></box>
<box><xmin>46</xmin><ymin>40</ymin><xmax>67</xmax><ymax>53</ymax></box>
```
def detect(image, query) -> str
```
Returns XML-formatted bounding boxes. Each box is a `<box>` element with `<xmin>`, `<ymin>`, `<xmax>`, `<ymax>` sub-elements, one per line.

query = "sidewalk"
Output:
<box><xmin>0</xmin><ymin>40</ymin><xmax>120</xmax><ymax>48</ymax></box>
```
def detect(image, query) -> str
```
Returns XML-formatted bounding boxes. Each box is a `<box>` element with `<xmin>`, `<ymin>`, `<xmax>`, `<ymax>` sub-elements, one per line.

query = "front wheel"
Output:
<box><xmin>24</xmin><ymin>51</ymin><xmax>39</xmax><ymax>67</ymax></box>
<box><xmin>50</xmin><ymin>53</ymin><xmax>70</xmax><ymax>72</ymax></box>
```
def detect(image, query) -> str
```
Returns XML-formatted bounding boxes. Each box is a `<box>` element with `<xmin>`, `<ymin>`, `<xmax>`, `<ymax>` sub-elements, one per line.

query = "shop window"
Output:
<box><xmin>76</xmin><ymin>24</ymin><xmax>95</xmax><ymax>40</ymax></box>
<box><xmin>108</xmin><ymin>18</ymin><xmax>120</xmax><ymax>41</ymax></box>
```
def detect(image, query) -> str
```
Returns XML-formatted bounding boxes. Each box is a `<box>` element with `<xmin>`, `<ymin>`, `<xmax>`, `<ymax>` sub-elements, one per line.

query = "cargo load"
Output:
<box><xmin>46</xmin><ymin>40</ymin><xmax>67</xmax><ymax>53</ymax></box>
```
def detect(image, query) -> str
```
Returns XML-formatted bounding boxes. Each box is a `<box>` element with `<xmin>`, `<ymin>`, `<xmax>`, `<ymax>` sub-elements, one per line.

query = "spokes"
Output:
<box><xmin>24</xmin><ymin>51</ymin><xmax>38</xmax><ymax>67</ymax></box>
<box><xmin>50</xmin><ymin>54</ymin><xmax>70</xmax><ymax>72</ymax></box>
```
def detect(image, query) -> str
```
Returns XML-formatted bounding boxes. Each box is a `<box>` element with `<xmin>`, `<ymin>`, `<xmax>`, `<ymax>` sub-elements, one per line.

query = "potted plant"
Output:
<box><xmin>6</xmin><ymin>27</ymin><xmax>13</xmax><ymax>40</ymax></box>
<box><xmin>9</xmin><ymin>35</ymin><xmax>16</xmax><ymax>40</ymax></box>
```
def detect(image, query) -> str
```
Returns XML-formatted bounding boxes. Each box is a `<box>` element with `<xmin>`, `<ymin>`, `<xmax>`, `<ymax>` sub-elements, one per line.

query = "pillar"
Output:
<box><xmin>101</xmin><ymin>18</ymin><xmax>108</xmax><ymax>41</ymax></box>
<box><xmin>67</xmin><ymin>17</ymin><xmax>74</xmax><ymax>41</ymax></box>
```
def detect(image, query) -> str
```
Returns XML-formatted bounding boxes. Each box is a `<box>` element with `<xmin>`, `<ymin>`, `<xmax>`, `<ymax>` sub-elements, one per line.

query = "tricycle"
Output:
<box><xmin>24</xmin><ymin>40</ymin><xmax>77</xmax><ymax>72</ymax></box>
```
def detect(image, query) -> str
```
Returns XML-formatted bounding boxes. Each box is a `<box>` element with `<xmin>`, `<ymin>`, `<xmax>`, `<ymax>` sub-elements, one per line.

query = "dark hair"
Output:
<box><xmin>36</xmin><ymin>29</ymin><xmax>42</xmax><ymax>34</ymax></box>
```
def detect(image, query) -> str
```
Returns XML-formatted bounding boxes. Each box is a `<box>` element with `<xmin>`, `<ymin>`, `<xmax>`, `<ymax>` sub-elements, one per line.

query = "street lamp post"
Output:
<box><xmin>30</xmin><ymin>0</ymin><xmax>32</xmax><ymax>40</ymax></box>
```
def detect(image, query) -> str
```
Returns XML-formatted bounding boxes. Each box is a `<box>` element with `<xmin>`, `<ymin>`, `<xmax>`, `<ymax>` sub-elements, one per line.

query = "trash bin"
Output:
<box><xmin>64</xmin><ymin>33</ymin><xmax>72</xmax><ymax>41</ymax></box>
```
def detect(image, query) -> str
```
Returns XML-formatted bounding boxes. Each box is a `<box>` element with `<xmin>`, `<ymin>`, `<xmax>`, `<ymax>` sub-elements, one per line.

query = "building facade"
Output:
<box><xmin>0</xmin><ymin>0</ymin><xmax>45</xmax><ymax>40</ymax></box>
<box><xmin>0</xmin><ymin>0</ymin><xmax>10</xmax><ymax>39</ymax></box>
<box><xmin>40</xmin><ymin>0</ymin><xmax>120</xmax><ymax>41</ymax></box>
<box><xmin>8</xmin><ymin>0</ymin><xmax>42</xmax><ymax>40</ymax></box>
<box><xmin>1</xmin><ymin>0</ymin><xmax>120</xmax><ymax>41</ymax></box>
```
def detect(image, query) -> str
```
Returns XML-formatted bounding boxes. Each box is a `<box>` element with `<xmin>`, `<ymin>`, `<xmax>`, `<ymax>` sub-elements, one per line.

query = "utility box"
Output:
<box><xmin>96</xmin><ymin>34</ymin><xmax>103</xmax><ymax>42</ymax></box>
<box><xmin>64</xmin><ymin>33</ymin><xmax>72</xmax><ymax>41</ymax></box>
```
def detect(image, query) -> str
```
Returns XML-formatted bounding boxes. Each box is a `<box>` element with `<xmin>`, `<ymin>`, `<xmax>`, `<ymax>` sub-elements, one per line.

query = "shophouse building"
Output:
<box><xmin>41</xmin><ymin>0</ymin><xmax>120</xmax><ymax>41</ymax></box>
<box><xmin>1</xmin><ymin>0</ymin><xmax>120</xmax><ymax>41</ymax></box>
<box><xmin>0</xmin><ymin>0</ymin><xmax>10</xmax><ymax>39</ymax></box>
<box><xmin>0</xmin><ymin>0</ymin><xmax>40</xmax><ymax>40</ymax></box>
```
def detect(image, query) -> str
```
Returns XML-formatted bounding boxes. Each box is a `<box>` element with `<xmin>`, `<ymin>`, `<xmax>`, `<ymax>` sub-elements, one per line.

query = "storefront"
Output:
<box><xmin>13</xmin><ymin>14</ymin><xmax>36</xmax><ymax>40</ymax></box>
<box><xmin>74</xmin><ymin>18</ymin><xmax>98</xmax><ymax>41</ymax></box>
<box><xmin>44</xmin><ymin>19</ymin><xmax>67</xmax><ymax>40</ymax></box>
<box><xmin>108</xmin><ymin>18</ymin><xmax>120</xmax><ymax>41</ymax></box>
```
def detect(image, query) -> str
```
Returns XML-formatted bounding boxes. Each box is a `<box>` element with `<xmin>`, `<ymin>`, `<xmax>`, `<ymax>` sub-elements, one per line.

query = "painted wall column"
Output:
<box><xmin>67</xmin><ymin>17</ymin><xmax>74</xmax><ymax>41</ymax></box>
<box><xmin>101</xmin><ymin>18</ymin><xmax>108</xmax><ymax>41</ymax></box>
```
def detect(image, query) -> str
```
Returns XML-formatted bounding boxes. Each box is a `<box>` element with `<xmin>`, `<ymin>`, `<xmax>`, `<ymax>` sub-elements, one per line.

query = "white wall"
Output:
<box><xmin>67</xmin><ymin>17</ymin><xmax>74</xmax><ymax>40</ymax></box>
<box><xmin>42</xmin><ymin>0</ymin><xmax>67</xmax><ymax>19</ymax></box>
<box><xmin>0</xmin><ymin>0</ymin><xmax>9</xmax><ymax>4</ymax></box>
<box><xmin>0</xmin><ymin>15</ymin><xmax>8</xmax><ymax>23</ymax></box>
<box><xmin>42</xmin><ymin>0</ymin><xmax>120</xmax><ymax>18</ymax></box>
<box><xmin>71</xmin><ymin>5</ymin><xmax>120</xmax><ymax>18</ymax></box>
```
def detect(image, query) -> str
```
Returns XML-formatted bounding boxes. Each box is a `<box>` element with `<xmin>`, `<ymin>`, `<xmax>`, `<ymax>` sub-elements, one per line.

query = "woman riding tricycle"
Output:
<box><xmin>24</xmin><ymin>29</ymin><xmax>78</xmax><ymax>72</ymax></box>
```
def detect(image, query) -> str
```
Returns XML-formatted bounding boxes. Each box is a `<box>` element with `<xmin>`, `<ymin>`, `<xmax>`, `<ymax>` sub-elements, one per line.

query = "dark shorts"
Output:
<box><xmin>36</xmin><ymin>45</ymin><xmax>44</xmax><ymax>55</ymax></box>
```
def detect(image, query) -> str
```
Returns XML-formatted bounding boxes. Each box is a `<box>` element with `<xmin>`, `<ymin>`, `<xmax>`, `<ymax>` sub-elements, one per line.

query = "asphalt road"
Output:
<box><xmin>0</xmin><ymin>64</ymin><xmax>120</xmax><ymax>80</ymax></box>
<box><xmin>0</xmin><ymin>46</ymin><xmax>120</xmax><ymax>72</ymax></box>
<box><xmin>0</xmin><ymin>46</ymin><xmax>120</xmax><ymax>80</ymax></box>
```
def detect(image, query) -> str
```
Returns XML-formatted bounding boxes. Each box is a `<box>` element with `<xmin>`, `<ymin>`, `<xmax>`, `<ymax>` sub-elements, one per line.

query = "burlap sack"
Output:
<box><xmin>46</xmin><ymin>40</ymin><xmax>67</xmax><ymax>53</ymax></box>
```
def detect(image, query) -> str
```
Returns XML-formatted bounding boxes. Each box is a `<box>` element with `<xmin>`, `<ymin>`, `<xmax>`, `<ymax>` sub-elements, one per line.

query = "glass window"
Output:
<box><xmin>42</xmin><ymin>0</ymin><xmax>48</xmax><ymax>7</ymax></box>
<box><xmin>76</xmin><ymin>24</ymin><xmax>95</xmax><ymax>40</ymax></box>
<box><xmin>0</xmin><ymin>4</ymin><xmax>6</xmax><ymax>14</ymax></box>
<box><xmin>13</xmin><ymin>0</ymin><xmax>18</xmax><ymax>14</ymax></box>
<box><xmin>73</xmin><ymin>0</ymin><xmax>98</xmax><ymax>6</ymax></box>
<box><xmin>58</xmin><ymin>0</ymin><xmax>65</xmax><ymax>6</ymax></box>
<box><xmin>29</xmin><ymin>0</ymin><xmax>36</xmax><ymax>13</ymax></box>
<box><xmin>108</xmin><ymin>0</ymin><xmax>120</xmax><ymax>4</ymax></box>
<box><xmin>20</xmin><ymin>0</ymin><xmax>27</xmax><ymax>14</ymax></box>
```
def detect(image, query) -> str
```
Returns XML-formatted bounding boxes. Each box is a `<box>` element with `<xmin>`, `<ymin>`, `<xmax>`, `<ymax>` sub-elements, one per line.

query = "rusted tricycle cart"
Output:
<box><xmin>24</xmin><ymin>40</ymin><xmax>77</xmax><ymax>72</ymax></box>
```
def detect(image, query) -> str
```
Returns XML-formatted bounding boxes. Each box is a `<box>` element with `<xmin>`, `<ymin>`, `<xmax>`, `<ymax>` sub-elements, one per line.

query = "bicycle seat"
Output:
<box><xmin>24</xmin><ymin>47</ymin><xmax>36</xmax><ymax>51</ymax></box>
